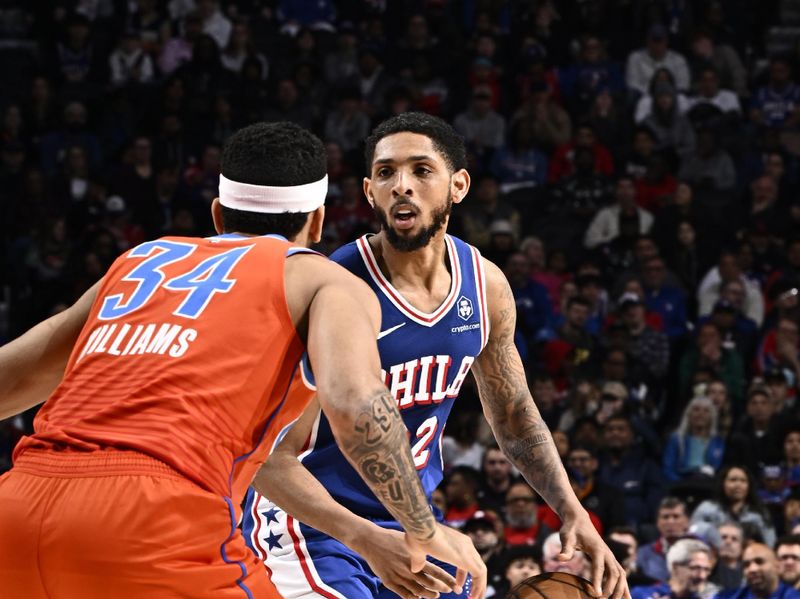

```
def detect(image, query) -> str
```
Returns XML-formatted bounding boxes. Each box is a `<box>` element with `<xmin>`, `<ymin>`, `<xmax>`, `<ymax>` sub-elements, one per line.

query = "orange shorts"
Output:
<box><xmin>0</xmin><ymin>449</ymin><xmax>279</xmax><ymax>599</ymax></box>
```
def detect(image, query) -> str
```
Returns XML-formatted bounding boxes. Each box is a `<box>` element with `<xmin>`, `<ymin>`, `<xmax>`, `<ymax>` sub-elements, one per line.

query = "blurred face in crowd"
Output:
<box><xmin>747</xmin><ymin>392</ymin><xmax>774</xmax><ymax>427</ymax></box>
<box><xmin>431</xmin><ymin>488</ymin><xmax>446</xmax><ymax>514</ymax></box>
<box><xmin>770</xmin><ymin>60</ymin><xmax>792</xmax><ymax>87</ymax></box>
<box><xmin>656</xmin><ymin>504</ymin><xmax>689</xmax><ymax>542</ymax></box>
<box><xmin>603</xmin><ymin>349</ymin><xmax>627</xmax><ymax>381</ymax></box>
<box><xmin>723</xmin><ymin>467</ymin><xmax>750</xmax><ymax>503</ymax></box>
<box><xmin>776</xmin><ymin>318</ymin><xmax>799</xmax><ymax>350</ymax></box>
<box><xmin>507</xmin><ymin>557</ymin><xmax>541</xmax><ymax>587</ymax></box>
<box><xmin>698</xmin><ymin>69</ymin><xmax>720</xmax><ymax>98</ymax></box>
<box><xmin>475</xmin><ymin>176</ymin><xmax>499</xmax><ymax>206</ymax></box>
<box><xmin>505</xmin><ymin>483</ymin><xmax>538</xmax><ymax>529</ymax></box>
<box><xmin>721</xmin><ymin>280</ymin><xmax>746</xmax><ymax>309</ymax></box>
<box><xmin>743</xmin><ymin>544</ymin><xmax>780</xmax><ymax>596</ymax></box>
<box><xmin>581</xmin><ymin>36</ymin><xmax>603</xmax><ymax>63</ymax></box>
<box><xmin>543</xmin><ymin>539</ymin><xmax>588</xmax><ymax>577</ymax></box>
<box><xmin>685</xmin><ymin>551</ymin><xmax>714</xmax><ymax>592</ymax></box>
<box><xmin>752</xmin><ymin>176</ymin><xmax>777</xmax><ymax>207</ymax></box>
<box><xmin>566</xmin><ymin>301</ymin><xmax>589</xmax><ymax>329</ymax></box>
<box><xmin>567</xmin><ymin>448</ymin><xmax>597</xmax><ymax>483</ymax></box>
<box><xmin>697</xmin><ymin>323</ymin><xmax>721</xmax><ymax>352</ymax></box>
<box><xmin>615</xmin><ymin>178</ymin><xmax>636</xmax><ymax>209</ymax></box>
<box><xmin>483</xmin><ymin>448</ymin><xmax>512</xmax><ymax>485</ymax></box>
<box><xmin>677</xmin><ymin>221</ymin><xmax>696</xmax><ymax>247</ymax></box>
<box><xmin>551</xmin><ymin>430</ymin><xmax>570</xmax><ymax>458</ymax></box>
<box><xmin>777</xmin><ymin>542</ymin><xmax>800</xmax><ymax>585</ymax></box>
<box><xmin>643</xmin><ymin>257</ymin><xmax>666</xmax><ymax>288</ymax></box>
<box><xmin>603</xmin><ymin>418</ymin><xmax>633</xmax><ymax>453</ymax></box>
<box><xmin>575</xmin><ymin>126</ymin><xmax>595</xmax><ymax>148</ymax></box>
<box><xmin>532</xmin><ymin>377</ymin><xmax>557</xmax><ymax>410</ymax></box>
<box><xmin>718</xmin><ymin>524</ymin><xmax>744</xmax><ymax>563</ymax></box>
<box><xmin>609</xmin><ymin>531</ymin><xmax>638</xmax><ymax>571</ymax></box>
<box><xmin>365</xmin><ymin>132</ymin><xmax>467</xmax><ymax>253</ymax></box>
<box><xmin>785</xmin><ymin>431</ymin><xmax>800</xmax><ymax>464</ymax></box>
<box><xmin>765</xmin><ymin>153</ymin><xmax>785</xmax><ymax>181</ymax></box>
<box><xmin>633</xmin><ymin>130</ymin><xmax>655</xmax><ymax>156</ymax></box>
<box><xmin>466</xmin><ymin>522</ymin><xmax>498</xmax><ymax>553</ymax></box>
<box><xmin>505</xmin><ymin>253</ymin><xmax>531</xmax><ymax>289</ymax></box>
<box><xmin>718</xmin><ymin>254</ymin><xmax>740</xmax><ymax>282</ymax></box>
<box><xmin>445</xmin><ymin>472</ymin><xmax>474</xmax><ymax>508</ymax></box>
<box><xmin>687</xmin><ymin>401</ymin><xmax>713</xmax><ymax>434</ymax></box>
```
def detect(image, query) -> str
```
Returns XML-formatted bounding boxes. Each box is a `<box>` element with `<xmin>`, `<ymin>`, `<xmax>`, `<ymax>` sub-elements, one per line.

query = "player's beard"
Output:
<box><xmin>374</xmin><ymin>192</ymin><xmax>453</xmax><ymax>252</ymax></box>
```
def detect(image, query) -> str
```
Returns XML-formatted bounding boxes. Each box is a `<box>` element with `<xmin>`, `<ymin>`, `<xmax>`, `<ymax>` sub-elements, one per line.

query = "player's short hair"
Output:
<box><xmin>364</xmin><ymin>112</ymin><xmax>467</xmax><ymax>173</ymax></box>
<box><xmin>220</xmin><ymin>122</ymin><xmax>326</xmax><ymax>239</ymax></box>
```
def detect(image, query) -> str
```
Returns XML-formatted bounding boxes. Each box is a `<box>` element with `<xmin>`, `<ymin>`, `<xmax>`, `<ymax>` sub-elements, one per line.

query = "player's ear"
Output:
<box><xmin>308</xmin><ymin>205</ymin><xmax>325</xmax><ymax>244</ymax></box>
<box><xmin>363</xmin><ymin>176</ymin><xmax>375</xmax><ymax>208</ymax></box>
<box><xmin>450</xmin><ymin>169</ymin><xmax>470</xmax><ymax>205</ymax></box>
<box><xmin>211</xmin><ymin>197</ymin><xmax>224</xmax><ymax>233</ymax></box>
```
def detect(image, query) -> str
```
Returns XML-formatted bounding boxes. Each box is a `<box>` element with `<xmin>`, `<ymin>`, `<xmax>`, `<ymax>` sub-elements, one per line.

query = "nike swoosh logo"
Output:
<box><xmin>377</xmin><ymin>323</ymin><xmax>406</xmax><ymax>339</ymax></box>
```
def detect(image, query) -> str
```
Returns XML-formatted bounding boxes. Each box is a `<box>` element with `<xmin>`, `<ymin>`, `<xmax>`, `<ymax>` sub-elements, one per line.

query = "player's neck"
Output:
<box><xmin>370</xmin><ymin>231</ymin><xmax>451</xmax><ymax>292</ymax></box>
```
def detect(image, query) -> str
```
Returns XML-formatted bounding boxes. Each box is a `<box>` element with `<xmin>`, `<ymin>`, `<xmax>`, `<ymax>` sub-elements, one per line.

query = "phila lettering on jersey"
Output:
<box><xmin>244</xmin><ymin>234</ymin><xmax>490</xmax><ymax>533</ymax></box>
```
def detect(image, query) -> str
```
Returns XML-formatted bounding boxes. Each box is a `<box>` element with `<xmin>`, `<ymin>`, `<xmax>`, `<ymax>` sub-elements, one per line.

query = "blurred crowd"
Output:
<box><xmin>1</xmin><ymin>0</ymin><xmax>800</xmax><ymax>597</ymax></box>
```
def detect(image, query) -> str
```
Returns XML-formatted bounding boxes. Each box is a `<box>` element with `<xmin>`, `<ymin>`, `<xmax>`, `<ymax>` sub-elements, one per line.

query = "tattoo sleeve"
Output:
<box><xmin>339</xmin><ymin>389</ymin><xmax>437</xmax><ymax>541</ymax></box>
<box><xmin>473</xmin><ymin>276</ymin><xmax>578</xmax><ymax>517</ymax></box>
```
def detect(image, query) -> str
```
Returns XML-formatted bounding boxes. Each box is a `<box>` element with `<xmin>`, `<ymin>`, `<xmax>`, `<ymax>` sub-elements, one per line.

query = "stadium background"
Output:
<box><xmin>1</xmin><ymin>0</ymin><xmax>800</xmax><ymax>596</ymax></box>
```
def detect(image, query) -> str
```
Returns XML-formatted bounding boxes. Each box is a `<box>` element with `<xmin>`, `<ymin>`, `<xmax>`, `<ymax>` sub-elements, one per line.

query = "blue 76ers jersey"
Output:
<box><xmin>300</xmin><ymin>233</ymin><xmax>490</xmax><ymax>519</ymax></box>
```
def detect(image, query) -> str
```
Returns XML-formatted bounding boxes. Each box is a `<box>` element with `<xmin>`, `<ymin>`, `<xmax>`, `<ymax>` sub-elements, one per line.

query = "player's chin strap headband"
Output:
<box><xmin>218</xmin><ymin>174</ymin><xmax>328</xmax><ymax>213</ymax></box>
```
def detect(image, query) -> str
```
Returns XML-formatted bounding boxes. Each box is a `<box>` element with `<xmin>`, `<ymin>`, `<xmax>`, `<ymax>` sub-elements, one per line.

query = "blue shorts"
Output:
<box><xmin>243</xmin><ymin>489</ymin><xmax>472</xmax><ymax>599</ymax></box>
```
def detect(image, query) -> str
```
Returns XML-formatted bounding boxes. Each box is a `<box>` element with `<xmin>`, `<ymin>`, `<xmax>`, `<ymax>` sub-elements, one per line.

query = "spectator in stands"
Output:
<box><xmin>698</xmin><ymin>250</ymin><xmax>765</xmax><ymax>326</ymax></box>
<box><xmin>713</xmin><ymin>522</ymin><xmax>745</xmax><ymax>590</ymax></box>
<box><xmin>750</xmin><ymin>56</ymin><xmax>800</xmax><ymax>132</ymax></box>
<box><xmin>598</xmin><ymin>414</ymin><xmax>665</xmax><ymax>531</ymax></box>
<box><xmin>463</xmin><ymin>510</ymin><xmax>506</xmax><ymax>591</ymax></box>
<box><xmin>634</xmin><ymin>67</ymin><xmax>690</xmax><ymax>124</ymax></box>
<box><xmin>478</xmin><ymin>445</ymin><xmax>515</xmax><ymax>517</ymax></box>
<box><xmin>687</xmin><ymin>30</ymin><xmax>747</xmax><ymax>97</ymax></box>
<box><xmin>559</xmin><ymin>35</ymin><xmax>624</xmax><ymax>115</ymax></box>
<box><xmin>637</xmin><ymin>497</ymin><xmax>692</xmax><ymax>581</ymax></box>
<box><xmin>504</xmin><ymin>482</ymin><xmax>540</xmax><ymax>546</ymax></box>
<box><xmin>642</xmin><ymin>255</ymin><xmax>689</xmax><ymax>341</ymax></box>
<box><xmin>662</xmin><ymin>396</ymin><xmax>725</xmax><ymax>482</ymax></box>
<box><xmin>716</xmin><ymin>543</ymin><xmax>800</xmax><ymax>599</ymax></box>
<box><xmin>678</xmin><ymin>129</ymin><xmax>736</xmax><ymax>192</ymax></box>
<box><xmin>608</xmin><ymin>526</ymin><xmax>657</xmax><ymax>587</ymax></box>
<box><xmin>585</xmin><ymin>177</ymin><xmax>654</xmax><ymax>250</ymax></box>
<box><xmin>542</xmin><ymin>532</ymin><xmax>592</xmax><ymax>580</ymax></box>
<box><xmin>443</xmin><ymin>466</ymin><xmax>481</xmax><ymax>528</ymax></box>
<box><xmin>566</xmin><ymin>444</ymin><xmax>626</xmax><ymax>532</ymax></box>
<box><xmin>686</xmin><ymin>67</ymin><xmax>742</xmax><ymax>126</ymax></box>
<box><xmin>680</xmin><ymin>322</ymin><xmax>746</xmax><ymax>410</ymax></box>
<box><xmin>459</xmin><ymin>174</ymin><xmax>521</xmax><ymax>252</ymax></box>
<box><xmin>548</xmin><ymin>123</ymin><xmax>614</xmax><ymax>184</ymax></box>
<box><xmin>454</xmin><ymin>85</ymin><xmax>506</xmax><ymax>154</ymax></box>
<box><xmin>512</xmin><ymin>82</ymin><xmax>572</xmax><ymax>154</ymax></box>
<box><xmin>324</xmin><ymin>87</ymin><xmax>370</xmax><ymax>155</ymax></box>
<box><xmin>632</xmin><ymin>538</ymin><xmax>717</xmax><ymax>599</ymax></box>
<box><xmin>776</xmin><ymin>535</ymin><xmax>800</xmax><ymax>588</ymax></box>
<box><xmin>625</xmin><ymin>24</ymin><xmax>691</xmax><ymax>95</ymax></box>
<box><xmin>490</xmin><ymin>119</ymin><xmax>548</xmax><ymax>195</ymax></box>
<box><xmin>495</xmin><ymin>545</ymin><xmax>542</xmax><ymax>598</ymax></box>
<box><xmin>617</xmin><ymin>291</ymin><xmax>670</xmax><ymax>387</ymax></box>
<box><xmin>197</xmin><ymin>0</ymin><xmax>232</xmax><ymax>48</ymax></box>
<box><xmin>728</xmin><ymin>385</ymin><xmax>789</xmax><ymax>474</ymax></box>
<box><xmin>109</xmin><ymin>29</ymin><xmax>154</xmax><ymax>86</ymax></box>
<box><xmin>691</xmin><ymin>465</ymin><xmax>776</xmax><ymax>548</ymax></box>
<box><xmin>641</xmin><ymin>80</ymin><xmax>696</xmax><ymax>157</ymax></box>
<box><xmin>505</xmin><ymin>252</ymin><xmax>553</xmax><ymax>350</ymax></box>
<box><xmin>757</xmin><ymin>317</ymin><xmax>800</xmax><ymax>389</ymax></box>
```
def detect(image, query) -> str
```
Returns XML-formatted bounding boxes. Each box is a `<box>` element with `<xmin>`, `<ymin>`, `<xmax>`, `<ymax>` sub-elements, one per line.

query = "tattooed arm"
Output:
<box><xmin>471</xmin><ymin>260</ymin><xmax>627</xmax><ymax>599</ymax></box>
<box><xmin>286</xmin><ymin>256</ymin><xmax>486</xmax><ymax>597</ymax></box>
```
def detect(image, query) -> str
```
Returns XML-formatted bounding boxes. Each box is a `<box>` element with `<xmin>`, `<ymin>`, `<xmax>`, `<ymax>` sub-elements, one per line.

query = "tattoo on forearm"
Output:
<box><xmin>343</xmin><ymin>390</ymin><xmax>436</xmax><ymax>540</ymax></box>
<box><xmin>474</xmin><ymin>279</ymin><xmax>575</xmax><ymax>514</ymax></box>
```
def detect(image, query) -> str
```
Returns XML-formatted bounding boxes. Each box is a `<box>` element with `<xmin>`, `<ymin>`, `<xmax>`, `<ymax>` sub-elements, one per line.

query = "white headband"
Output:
<box><xmin>218</xmin><ymin>174</ymin><xmax>328</xmax><ymax>213</ymax></box>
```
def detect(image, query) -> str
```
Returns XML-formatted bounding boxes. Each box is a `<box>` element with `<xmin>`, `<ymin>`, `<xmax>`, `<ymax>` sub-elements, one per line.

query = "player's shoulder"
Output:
<box><xmin>328</xmin><ymin>237</ymin><xmax>363</xmax><ymax>269</ymax></box>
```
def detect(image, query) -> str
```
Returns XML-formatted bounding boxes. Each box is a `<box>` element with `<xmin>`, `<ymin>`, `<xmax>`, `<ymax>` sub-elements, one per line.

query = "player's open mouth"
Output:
<box><xmin>392</xmin><ymin>208</ymin><xmax>417</xmax><ymax>229</ymax></box>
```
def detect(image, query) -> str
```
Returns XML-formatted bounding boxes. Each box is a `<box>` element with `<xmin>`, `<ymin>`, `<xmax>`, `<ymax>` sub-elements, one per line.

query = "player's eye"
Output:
<box><xmin>415</xmin><ymin>167</ymin><xmax>431</xmax><ymax>176</ymax></box>
<box><xmin>376</xmin><ymin>167</ymin><xmax>392</xmax><ymax>177</ymax></box>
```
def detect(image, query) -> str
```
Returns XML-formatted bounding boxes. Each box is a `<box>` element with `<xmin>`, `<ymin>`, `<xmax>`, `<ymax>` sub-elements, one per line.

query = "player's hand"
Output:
<box><xmin>352</xmin><ymin>525</ymin><xmax>458</xmax><ymax>599</ymax></box>
<box><xmin>405</xmin><ymin>523</ymin><xmax>487</xmax><ymax>599</ymax></box>
<box><xmin>559</xmin><ymin>510</ymin><xmax>629</xmax><ymax>599</ymax></box>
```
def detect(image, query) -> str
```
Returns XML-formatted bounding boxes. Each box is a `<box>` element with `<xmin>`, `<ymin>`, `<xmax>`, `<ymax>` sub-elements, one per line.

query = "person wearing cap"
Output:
<box><xmin>462</xmin><ymin>511</ymin><xmax>506</xmax><ymax>594</ymax></box>
<box><xmin>492</xmin><ymin>545</ymin><xmax>541</xmax><ymax>598</ymax></box>
<box><xmin>765</xmin><ymin>366</ymin><xmax>793</xmax><ymax>414</ymax></box>
<box><xmin>640</xmin><ymin>78</ymin><xmax>696</xmax><ymax>157</ymax></box>
<box><xmin>662</xmin><ymin>396</ymin><xmax>725</xmax><ymax>483</ymax></box>
<box><xmin>0</xmin><ymin>121</ymin><xmax>486</xmax><ymax>597</ymax></box>
<box><xmin>617</xmin><ymin>291</ymin><xmax>670</xmax><ymax>387</ymax></box>
<box><xmin>453</xmin><ymin>85</ymin><xmax>506</xmax><ymax>152</ymax></box>
<box><xmin>625</xmin><ymin>23</ymin><xmax>690</xmax><ymax>95</ymax></box>
<box><xmin>697</xmin><ymin>291</ymin><xmax>758</xmax><ymax>365</ymax></box>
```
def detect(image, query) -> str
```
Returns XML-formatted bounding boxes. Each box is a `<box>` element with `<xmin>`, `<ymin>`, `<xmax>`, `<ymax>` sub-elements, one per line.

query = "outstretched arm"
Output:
<box><xmin>0</xmin><ymin>281</ymin><xmax>99</xmax><ymax>420</ymax></box>
<box><xmin>254</xmin><ymin>400</ymin><xmax>458</xmax><ymax>599</ymax></box>
<box><xmin>471</xmin><ymin>260</ymin><xmax>627</xmax><ymax>599</ymax></box>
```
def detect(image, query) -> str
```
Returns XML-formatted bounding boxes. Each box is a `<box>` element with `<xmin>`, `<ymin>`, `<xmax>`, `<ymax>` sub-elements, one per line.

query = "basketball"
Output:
<box><xmin>506</xmin><ymin>572</ymin><xmax>597</xmax><ymax>599</ymax></box>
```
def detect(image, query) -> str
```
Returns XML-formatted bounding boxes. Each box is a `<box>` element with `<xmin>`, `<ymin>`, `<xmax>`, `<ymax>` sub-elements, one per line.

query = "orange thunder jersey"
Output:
<box><xmin>14</xmin><ymin>234</ymin><xmax>317</xmax><ymax>504</ymax></box>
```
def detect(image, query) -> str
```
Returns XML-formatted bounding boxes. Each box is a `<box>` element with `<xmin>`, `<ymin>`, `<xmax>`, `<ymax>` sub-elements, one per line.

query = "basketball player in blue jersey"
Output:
<box><xmin>243</xmin><ymin>113</ymin><xmax>629</xmax><ymax>599</ymax></box>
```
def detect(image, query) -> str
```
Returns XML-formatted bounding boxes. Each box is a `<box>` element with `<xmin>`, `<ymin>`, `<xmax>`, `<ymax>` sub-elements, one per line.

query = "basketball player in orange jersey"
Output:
<box><xmin>0</xmin><ymin>122</ymin><xmax>485</xmax><ymax>599</ymax></box>
<box><xmin>247</xmin><ymin>114</ymin><xmax>629</xmax><ymax>599</ymax></box>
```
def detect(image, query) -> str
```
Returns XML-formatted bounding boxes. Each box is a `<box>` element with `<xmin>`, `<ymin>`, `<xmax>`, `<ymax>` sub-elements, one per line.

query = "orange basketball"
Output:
<box><xmin>506</xmin><ymin>572</ymin><xmax>597</xmax><ymax>599</ymax></box>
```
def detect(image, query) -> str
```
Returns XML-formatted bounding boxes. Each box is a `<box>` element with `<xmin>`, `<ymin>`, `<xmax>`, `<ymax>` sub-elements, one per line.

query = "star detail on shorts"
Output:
<box><xmin>263</xmin><ymin>507</ymin><xmax>280</xmax><ymax>525</ymax></box>
<box><xmin>265</xmin><ymin>530</ymin><xmax>283</xmax><ymax>551</ymax></box>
